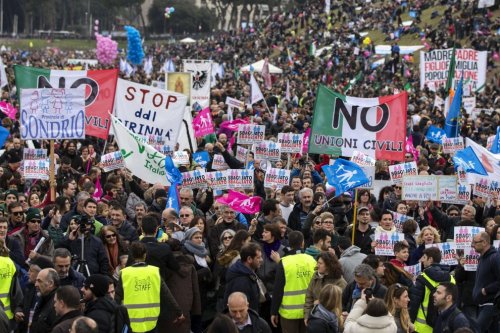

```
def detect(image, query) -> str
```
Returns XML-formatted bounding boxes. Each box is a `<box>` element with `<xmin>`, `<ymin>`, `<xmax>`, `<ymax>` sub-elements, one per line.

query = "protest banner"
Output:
<box><xmin>146</xmin><ymin>135</ymin><xmax>165</xmax><ymax>146</ymax></box>
<box><xmin>351</xmin><ymin>150</ymin><xmax>376</xmax><ymax>166</ymax></box>
<box><xmin>113</xmin><ymin>79</ymin><xmax>188</xmax><ymax>148</ymax></box>
<box><xmin>182</xmin><ymin>169</ymin><xmax>208</xmax><ymax>189</ymax></box>
<box><xmin>264</xmin><ymin>167</ymin><xmax>291</xmax><ymax>189</ymax></box>
<box><xmin>20</xmin><ymin>88</ymin><xmax>86</xmax><ymax>140</ymax></box>
<box><xmin>390</xmin><ymin>211</ymin><xmax>410</xmax><ymax>233</ymax></box>
<box><xmin>193</xmin><ymin>152</ymin><xmax>210</xmax><ymax>168</ymax></box>
<box><xmin>172</xmin><ymin>151</ymin><xmax>190</xmax><ymax>166</ymax></box>
<box><xmin>225</xmin><ymin>97</ymin><xmax>245</xmax><ymax>110</ymax></box>
<box><xmin>402</xmin><ymin>175</ymin><xmax>438</xmax><ymax>200</ymax></box>
<box><xmin>227</xmin><ymin>169</ymin><xmax>254</xmax><ymax>189</ymax></box>
<box><xmin>237</xmin><ymin>124</ymin><xmax>265</xmax><ymax>144</ymax></box>
<box><xmin>404</xmin><ymin>263</ymin><xmax>422</xmax><ymax>276</ymax></box>
<box><xmin>454</xmin><ymin>226</ymin><xmax>485</xmax><ymax>249</ymax></box>
<box><xmin>111</xmin><ymin>115</ymin><xmax>169</xmax><ymax>185</ymax></box>
<box><xmin>426</xmin><ymin>242</ymin><xmax>458</xmax><ymax>265</ymax></box>
<box><xmin>442</xmin><ymin>137</ymin><xmax>464</xmax><ymax>154</ymax></box>
<box><xmin>183</xmin><ymin>60</ymin><xmax>212</xmax><ymax>106</ymax></box>
<box><xmin>438</xmin><ymin>176</ymin><xmax>458</xmax><ymax>202</ymax></box>
<box><xmin>23</xmin><ymin>148</ymin><xmax>47</xmax><ymax>160</ymax></box>
<box><xmin>205</xmin><ymin>171</ymin><xmax>229</xmax><ymax>191</ymax></box>
<box><xmin>374</xmin><ymin>231</ymin><xmax>405</xmax><ymax>256</ymax></box>
<box><xmin>254</xmin><ymin>141</ymin><xmax>281</xmax><ymax>161</ymax></box>
<box><xmin>212</xmin><ymin>154</ymin><xmax>229</xmax><ymax>170</ymax></box>
<box><xmin>23</xmin><ymin>159</ymin><xmax>50</xmax><ymax>180</ymax></box>
<box><xmin>478</xmin><ymin>0</ymin><xmax>495</xmax><ymax>8</ymax></box>
<box><xmin>309</xmin><ymin>85</ymin><xmax>407</xmax><ymax>161</ymax></box>
<box><xmin>165</xmin><ymin>72</ymin><xmax>192</xmax><ymax>105</ymax></box>
<box><xmin>193</xmin><ymin>108</ymin><xmax>215</xmax><ymax>138</ymax></box>
<box><xmin>473</xmin><ymin>176</ymin><xmax>492</xmax><ymax>198</ymax></box>
<box><xmin>14</xmin><ymin>65</ymin><xmax>118</xmax><ymax>139</ymax></box>
<box><xmin>277</xmin><ymin>133</ymin><xmax>304</xmax><ymax>154</ymax></box>
<box><xmin>155</xmin><ymin>145</ymin><xmax>173</xmax><ymax>156</ymax></box>
<box><xmin>101</xmin><ymin>152</ymin><xmax>126</xmax><ymax>172</ymax></box>
<box><xmin>462</xmin><ymin>97</ymin><xmax>476</xmax><ymax>114</ymax></box>
<box><xmin>420</xmin><ymin>48</ymin><xmax>487</xmax><ymax>92</ymax></box>
<box><xmin>236</xmin><ymin>146</ymin><xmax>249</xmax><ymax>163</ymax></box>
<box><xmin>389</xmin><ymin>161</ymin><xmax>418</xmax><ymax>184</ymax></box>
<box><xmin>463</xmin><ymin>248</ymin><xmax>480</xmax><ymax>271</ymax></box>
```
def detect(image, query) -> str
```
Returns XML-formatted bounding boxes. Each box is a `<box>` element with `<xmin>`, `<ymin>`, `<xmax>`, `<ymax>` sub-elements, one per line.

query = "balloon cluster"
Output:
<box><xmin>124</xmin><ymin>26</ymin><xmax>144</xmax><ymax>66</ymax></box>
<box><xmin>94</xmin><ymin>19</ymin><xmax>99</xmax><ymax>34</ymax></box>
<box><xmin>95</xmin><ymin>33</ymin><xmax>118</xmax><ymax>65</ymax></box>
<box><xmin>165</xmin><ymin>7</ymin><xmax>175</xmax><ymax>19</ymax></box>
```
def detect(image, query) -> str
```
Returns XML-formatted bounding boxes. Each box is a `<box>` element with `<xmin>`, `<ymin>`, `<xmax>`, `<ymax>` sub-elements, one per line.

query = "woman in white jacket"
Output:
<box><xmin>344</xmin><ymin>290</ymin><xmax>397</xmax><ymax>333</ymax></box>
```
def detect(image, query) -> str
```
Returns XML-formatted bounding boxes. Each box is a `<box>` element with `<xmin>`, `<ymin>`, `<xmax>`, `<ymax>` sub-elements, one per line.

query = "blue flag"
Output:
<box><xmin>452</xmin><ymin>147</ymin><xmax>487</xmax><ymax>176</ymax></box>
<box><xmin>166</xmin><ymin>184</ymin><xmax>180</xmax><ymax>212</ymax></box>
<box><xmin>426</xmin><ymin>125</ymin><xmax>446</xmax><ymax>144</ymax></box>
<box><xmin>490</xmin><ymin>126</ymin><xmax>500</xmax><ymax>154</ymax></box>
<box><xmin>322</xmin><ymin>159</ymin><xmax>369</xmax><ymax>196</ymax></box>
<box><xmin>193</xmin><ymin>152</ymin><xmax>210</xmax><ymax>168</ymax></box>
<box><xmin>0</xmin><ymin>126</ymin><xmax>9</xmax><ymax>148</ymax></box>
<box><xmin>164</xmin><ymin>156</ymin><xmax>183</xmax><ymax>185</ymax></box>
<box><xmin>445</xmin><ymin>76</ymin><xmax>463</xmax><ymax>138</ymax></box>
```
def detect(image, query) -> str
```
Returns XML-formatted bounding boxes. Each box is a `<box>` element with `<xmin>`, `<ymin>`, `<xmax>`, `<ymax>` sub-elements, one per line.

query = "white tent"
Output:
<box><xmin>241</xmin><ymin>60</ymin><xmax>283</xmax><ymax>74</ymax></box>
<box><xmin>180</xmin><ymin>37</ymin><xmax>196</xmax><ymax>44</ymax></box>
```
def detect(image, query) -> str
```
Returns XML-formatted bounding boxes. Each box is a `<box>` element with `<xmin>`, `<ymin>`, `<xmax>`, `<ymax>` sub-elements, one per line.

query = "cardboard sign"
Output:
<box><xmin>254</xmin><ymin>141</ymin><xmax>281</xmax><ymax>161</ymax></box>
<box><xmin>172</xmin><ymin>151</ymin><xmax>190</xmax><ymax>166</ymax></box>
<box><xmin>181</xmin><ymin>169</ymin><xmax>208</xmax><ymax>189</ymax></box>
<box><xmin>212</xmin><ymin>154</ymin><xmax>229</xmax><ymax>170</ymax></box>
<box><xmin>351</xmin><ymin>150</ymin><xmax>376</xmax><ymax>166</ymax></box>
<box><xmin>404</xmin><ymin>263</ymin><xmax>422</xmax><ymax>276</ymax></box>
<box><xmin>277</xmin><ymin>133</ymin><xmax>304</xmax><ymax>154</ymax></box>
<box><xmin>402</xmin><ymin>175</ymin><xmax>438</xmax><ymax>201</ymax></box>
<box><xmin>205</xmin><ymin>171</ymin><xmax>229</xmax><ymax>191</ymax></box>
<box><xmin>390</xmin><ymin>211</ymin><xmax>410</xmax><ymax>233</ymax></box>
<box><xmin>23</xmin><ymin>148</ymin><xmax>47</xmax><ymax>161</ymax></box>
<box><xmin>23</xmin><ymin>159</ymin><xmax>50</xmax><ymax>180</ymax></box>
<box><xmin>264</xmin><ymin>167</ymin><xmax>291</xmax><ymax>189</ymax></box>
<box><xmin>374</xmin><ymin>231</ymin><xmax>405</xmax><ymax>256</ymax></box>
<box><xmin>389</xmin><ymin>162</ymin><xmax>418</xmax><ymax>184</ymax></box>
<box><xmin>438</xmin><ymin>176</ymin><xmax>458</xmax><ymax>202</ymax></box>
<box><xmin>463</xmin><ymin>247</ymin><xmax>480</xmax><ymax>271</ymax></box>
<box><xmin>227</xmin><ymin>169</ymin><xmax>254</xmax><ymax>189</ymax></box>
<box><xmin>426</xmin><ymin>242</ymin><xmax>458</xmax><ymax>265</ymax></box>
<box><xmin>442</xmin><ymin>137</ymin><xmax>464</xmax><ymax>154</ymax></box>
<box><xmin>237</xmin><ymin>124</ymin><xmax>265</xmax><ymax>144</ymax></box>
<box><xmin>236</xmin><ymin>146</ymin><xmax>249</xmax><ymax>163</ymax></box>
<box><xmin>454</xmin><ymin>226</ymin><xmax>484</xmax><ymax>249</ymax></box>
<box><xmin>101</xmin><ymin>152</ymin><xmax>126</xmax><ymax>172</ymax></box>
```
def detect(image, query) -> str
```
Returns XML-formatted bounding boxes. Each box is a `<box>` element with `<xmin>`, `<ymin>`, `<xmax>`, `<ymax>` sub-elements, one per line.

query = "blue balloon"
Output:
<box><xmin>124</xmin><ymin>26</ymin><xmax>144</xmax><ymax>65</ymax></box>
<box><xmin>170</xmin><ymin>7</ymin><xmax>175</xmax><ymax>13</ymax></box>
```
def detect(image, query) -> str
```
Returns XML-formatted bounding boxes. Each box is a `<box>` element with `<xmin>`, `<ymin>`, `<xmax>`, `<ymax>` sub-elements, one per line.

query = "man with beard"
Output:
<box><xmin>345</xmin><ymin>207</ymin><xmax>375</xmax><ymax>255</ymax></box>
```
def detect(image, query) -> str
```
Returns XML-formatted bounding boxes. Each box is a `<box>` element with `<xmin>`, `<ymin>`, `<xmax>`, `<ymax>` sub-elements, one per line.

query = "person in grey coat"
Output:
<box><xmin>338</xmin><ymin>237</ymin><xmax>367</xmax><ymax>284</ymax></box>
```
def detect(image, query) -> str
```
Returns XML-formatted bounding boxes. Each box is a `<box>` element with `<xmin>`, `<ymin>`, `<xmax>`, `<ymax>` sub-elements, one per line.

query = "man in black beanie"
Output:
<box><xmin>81</xmin><ymin>274</ymin><xmax>117</xmax><ymax>333</ymax></box>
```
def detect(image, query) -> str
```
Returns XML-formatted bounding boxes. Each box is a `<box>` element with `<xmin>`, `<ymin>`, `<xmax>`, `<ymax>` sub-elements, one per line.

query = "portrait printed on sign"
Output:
<box><xmin>165</xmin><ymin>72</ymin><xmax>192</xmax><ymax>105</ymax></box>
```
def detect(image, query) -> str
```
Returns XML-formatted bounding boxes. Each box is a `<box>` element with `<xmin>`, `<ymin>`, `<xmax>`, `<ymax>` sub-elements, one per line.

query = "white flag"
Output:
<box><xmin>285</xmin><ymin>80</ymin><xmax>291</xmax><ymax>101</ymax></box>
<box><xmin>111</xmin><ymin>115</ymin><xmax>170</xmax><ymax>186</ymax></box>
<box><xmin>273</xmin><ymin>104</ymin><xmax>278</xmax><ymax>124</ymax></box>
<box><xmin>250</xmin><ymin>74</ymin><xmax>264</xmax><ymax>104</ymax></box>
<box><xmin>119</xmin><ymin>58</ymin><xmax>127</xmax><ymax>73</ymax></box>
<box><xmin>227</xmin><ymin>106</ymin><xmax>234</xmax><ymax>121</ymax></box>
<box><xmin>144</xmin><ymin>56</ymin><xmax>153</xmax><ymax>76</ymax></box>
<box><xmin>0</xmin><ymin>58</ymin><xmax>8</xmax><ymax>88</ymax></box>
<box><xmin>163</xmin><ymin>58</ymin><xmax>176</xmax><ymax>73</ymax></box>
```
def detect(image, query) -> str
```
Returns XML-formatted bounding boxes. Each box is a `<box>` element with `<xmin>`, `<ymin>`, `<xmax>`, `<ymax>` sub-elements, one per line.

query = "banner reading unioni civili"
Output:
<box><xmin>309</xmin><ymin>85</ymin><xmax>407</xmax><ymax>161</ymax></box>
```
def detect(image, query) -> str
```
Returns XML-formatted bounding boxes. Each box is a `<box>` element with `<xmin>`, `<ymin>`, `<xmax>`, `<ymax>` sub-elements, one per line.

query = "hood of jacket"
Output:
<box><xmin>310</xmin><ymin>304</ymin><xmax>339</xmax><ymax>330</ymax></box>
<box><xmin>85</xmin><ymin>296</ymin><xmax>116</xmax><ymax>315</ymax></box>
<box><xmin>305</xmin><ymin>245</ymin><xmax>321</xmax><ymax>259</ymax></box>
<box><xmin>356</xmin><ymin>314</ymin><xmax>396</xmax><ymax>330</ymax></box>
<box><xmin>218</xmin><ymin>250</ymin><xmax>240</xmax><ymax>267</ymax></box>
<box><xmin>172</xmin><ymin>250</ymin><xmax>195</xmax><ymax>278</ymax></box>
<box><xmin>424</xmin><ymin>263</ymin><xmax>452</xmax><ymax>282</ymax></box>
<box><xmin>226</xmin><ymin>259</ymin><xmax>256</xmax><ymax>283</ymax></box>
<box><xmin>341</xmin><ymin>245</ymin><xmax>362</xmax><ymax>258</ymax></box>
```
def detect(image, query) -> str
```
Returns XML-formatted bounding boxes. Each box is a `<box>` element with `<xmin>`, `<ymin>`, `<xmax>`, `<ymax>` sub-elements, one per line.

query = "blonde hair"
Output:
<box><xmin>416</xmin><ymin>226</ymin><xmax>441</xmax><ymax>245</ymax></box>
<box><xmin>385</xmin><ymin>284</ymin><xmax>411</xmax><ymax>333</ymax></box>
<box><xmin>318</xmin><ymin>284</ymin><xmax>343</xmax><ymax>330</ymax></box>
<box><xmin>320</xmin><ymin>212</ymin><xmax>334</xmax><ymax>223</ymax></box>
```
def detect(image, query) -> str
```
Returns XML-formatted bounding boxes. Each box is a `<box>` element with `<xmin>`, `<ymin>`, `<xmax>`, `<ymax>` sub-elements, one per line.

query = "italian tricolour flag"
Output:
<box><xmin>309</xmin><ymin>85</ymin><xmax>408</xmax><ymax>161</ymax></box>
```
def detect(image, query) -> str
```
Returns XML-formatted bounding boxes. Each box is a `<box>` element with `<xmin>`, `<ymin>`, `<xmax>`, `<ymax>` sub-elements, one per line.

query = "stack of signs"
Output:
<box><xmin>277</xmin><ymin>133</ymin><xmax>304</xmax><ymax>154</ymax></box>
<box><xmin>101</xmin><ymin>152</ymin><xmax>126</xmax><ymax>172</ymax></box>
<box><xmin>402</xmin><ymin>175</ymin><xmax>438</xmax><ymax>201</ymax></box>
<box><xmin>389</xmin><ymin>161</ymin><xmax>418</xmax><ymax>184</ymax></box>
<box><xmin>463</xmin><ymin>248</ymin><xmax>480</xmax><ymax>271</ymax></box>
<box><xmin>23</xmin><ymin>160</ymin><xmax>50</xmax><ymax>180</ymax></box>
<box><xmin>227</xmin><ymin>169</ymin><xmax>254</xmax><ymax>189</ymax></box>
<box><xmin>205</xmin><ymin>171</ymin><xmax>229</xmax><ymax>190</ymax></box>
<box><xmin>236</xmin><ymin>146</ymin><xmax>249</xmax><ymax>162</ymax></box>
<box><xmin>454</xmin><ymin>226</ymin><xmax>484</xmax><ymax>250</ymax></box>
<box><xmin>212</xmin><ymin>154</ymin><xmax>229</xmax><ymax>170</ymax></box>
<box><xmin>182</xmin><ymin>169</ymin><xmax>208</xmax><ymax>189</ymax></box>
<box><xmin>23</xmin><ymin>148</ymin><xmax>47</xmax><ymax>160</ymax></box>
<box><xmin>374</xmin><ymin>231</ymin><xmax>405</xmax><ymax>256</ymax></box>
<box><xmin>390</xmin><ymin>211</ymin><xmax>410</xmax><ymax>233</ymax></box>
<box><xmin>173</xmin><ymin>151</ymin><xmax>190</xmax><ymax>166</ymax></box>
<box><xmin>264</xmin><ymin>168</ymin><xmax>291</xmax><ymax>189</ymax></box>
<box><xmin>404</xmin><ymin>263</ymin><xmax>422</xmax><ymax>276</ymax></box>
<box><xmin>442</xmin><ymin>137</ymin><xmax>464</xmax><ymax>154</ymax></box>
<box><xmin>426</xmin><ymin>243</ymin><xmax>458</xmax><ymax>265</ymax></box>
<box><xmin>238</xmin><ymin>125</ymin><xmax>265</xmax><ymax>144</ymax></box>
<box><xmin>254</xmin><ymin>141</ymin><xmax>281</xmax><ymax>161</ymax></box>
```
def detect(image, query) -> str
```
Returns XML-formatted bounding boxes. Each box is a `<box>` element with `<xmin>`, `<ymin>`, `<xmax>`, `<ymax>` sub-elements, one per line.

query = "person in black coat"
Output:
<box><xmin>223</xmin><ymin>243</ymin><xmax>263</xmax><ymax>312</ymax></box>
<box><xmin>225</xmin><ymin>292</ymin><xmax>271</xmax><ymax>333</ymax></box>
<box><xmin>81</xmin><ymin>274</ymin><xmax>117</xmax><ymax>333</ymax></box>
<box><xmin>30</xmin><ymin>268</ymin><xmax>60</xmax><ymax>333</ymax></box>
<box><xmin>433</xmin><ymin>282</ymin><xmax>470</xmax><ymax>333</ymax></box>
<box><xmin>341</xmin><ymin>264</ymin><xmax>387</xmax><ymax>312</ymax></box>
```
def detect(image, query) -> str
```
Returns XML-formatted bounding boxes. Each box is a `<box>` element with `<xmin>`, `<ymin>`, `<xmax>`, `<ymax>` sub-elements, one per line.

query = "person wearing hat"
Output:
<box><xmin>116</xmin><ymin>241</ymin><xmax>184</xmax><ymax>333</ymax></box>
<box><xmin>345</xmin><ymin>206</ymin><xmax>375</xmax><ymax>255</ymax></box>
<box><xmin>81</xmin><ymin>274</ymin><xmax>117</xmax><ymax>333</ymax></box>
<box><xmin>3</xmin><ymin>189</ymin><xmax>18</xmax><ymax>208</ymax></box>
<box><xmin>4</xmin><ymin>148</ymin><xmax>23</xmax><ymax>174</ymax></box>
<box><xmin>10</xmin><ymin>207</ymin><xmax>54</xmax><ymax>264</ymax></box>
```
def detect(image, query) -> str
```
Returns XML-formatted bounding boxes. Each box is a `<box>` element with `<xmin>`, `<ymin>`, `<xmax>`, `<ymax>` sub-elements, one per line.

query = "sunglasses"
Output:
<box><xmin>223</xmin><ymin>236</ymin><xmax>234</xmax><ymax>241</ymax></box>
<box><xmin>29</xmin><ymin>220</ymin><xmax>42</xmax><ymax>224</ymax></box>
<box><xmin>180</xmin><ymin>214</ymin><xmax>191</xmax><ymax>218</ymax></box>
<box><xmin>12</xmin><ymin>212</ymin><xmax>24</xmax><ymax>216</ymax></box>
<box><xmin>105</xmin><ymin>234</ymin><xmax>117</xmax><ymax>239</ymax></box>
<box><xmin>394</xmin><ymin>186</ymin><xmax>402</xmax><ymax>190</ymax></box>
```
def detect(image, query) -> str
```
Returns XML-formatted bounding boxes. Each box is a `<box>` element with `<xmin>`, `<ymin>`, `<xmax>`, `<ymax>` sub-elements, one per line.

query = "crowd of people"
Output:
<box><xmin>0</xmin><ymin>0</ymin><xmax>499</xmax><ymax>333</ymax></box>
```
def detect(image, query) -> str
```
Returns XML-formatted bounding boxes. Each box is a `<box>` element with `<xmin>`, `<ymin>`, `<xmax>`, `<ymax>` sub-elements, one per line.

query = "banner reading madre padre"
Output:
<box><xmin>113</xmin><ymin>79</ymin><xmax>188</xmax><ymax>149</ymax></box>
<box><xmin>309</xmin><ymin>85</ymin><xmax>407</xmax><ymax>161</ymax></box>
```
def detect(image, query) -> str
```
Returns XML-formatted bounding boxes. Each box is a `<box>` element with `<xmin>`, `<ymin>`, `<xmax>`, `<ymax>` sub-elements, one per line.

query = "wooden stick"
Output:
<box><xmin>49</xmin><ymin>140</ymin><xmax>56</xmax><ymax>200</ymax></box>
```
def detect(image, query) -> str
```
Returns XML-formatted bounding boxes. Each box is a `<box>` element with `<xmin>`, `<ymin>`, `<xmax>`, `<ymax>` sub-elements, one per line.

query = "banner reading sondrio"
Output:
<box><xmin>420</xmin><ymin>48</ymin><xmax>487</xmax><ymax>92</ymax></box>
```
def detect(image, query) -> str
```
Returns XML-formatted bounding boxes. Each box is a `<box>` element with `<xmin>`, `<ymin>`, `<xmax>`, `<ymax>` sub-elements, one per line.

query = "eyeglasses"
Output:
<box><xmin>394</xmin><ymin>186</ymin><xmax>402</xmax><ymax>190</ymax></box>
<box><xmin>12</xmin><ymin>212</ymin><xmax>23</xmax><ymax>216</ymax></box>
<box><xmin>322</xmin><ymin>221</ymin><xmax>334</xmax><ymax>225</ymax></box>
<box><xmin>223</xmin><ymin>236</ymin><xmax>234</xmax><ymax>241</ymax></box>
<box><xmin>180</xmin><ymin>214</ymin><xmax>191</xmax><ymax>218</ymax></box>
<box><xmin>29</xmin><ymin>220</ymin><xmax>42</xmax><ymax>224</ymax></box>
<box><xmin>105</xmin><ymin>234</ymin><xmax>117</xmax><ymax>239</ymax></box>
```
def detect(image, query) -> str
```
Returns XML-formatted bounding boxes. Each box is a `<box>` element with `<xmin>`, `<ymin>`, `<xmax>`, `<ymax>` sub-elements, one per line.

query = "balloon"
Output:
<box><xmin>493</xmin><ymin>52</ymin><xmax>500</xmax><ymax>61</ymax></box>
<box><xmin>165</xmin><ymin>7</ymin><xmax>169</xmax><ymax>12</ymax></box>
<box><xmin>124</xmin><ymin>26</ymin><xmax>144</xmax><ymax>65</ymax></box>
<box><xmin>362</xmin><ymin>37</ymin><xmax>371</xmax><ymax>45</ymax></box>
<box><xmin>95</xmin><ymin>33</ymin><xmax>118</xmax><ymax>65</ymax></box>
<box><xmin>95</xmin><ymin>19</ymin><xmax>99</xmax><ymax>25</ymax></box>
<box><xmin>165</xmin><ymin>13</ymin><xmax>170</xmax><ymax>18</ymax></box>
<box><xmin>405</xmin><ymin>69</ymin><xmax>411</xmax><ymax>77</ymax></box>
<box><xmin>170</xmin><ymin>7</ymin><xmax>175</xmax><ymax>13</ymax></box>
<box><xmin>363</xmin><ymin>50</ymin><xmax>370</xmax><ymax>57</ymax></box>
<box><xmin>403</xmin><ymin>54</ymin><xmax>410</xmax><ymax>61</ymax></box>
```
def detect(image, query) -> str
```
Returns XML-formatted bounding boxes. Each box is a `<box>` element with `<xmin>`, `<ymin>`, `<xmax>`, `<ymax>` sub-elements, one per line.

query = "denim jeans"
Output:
<box><xmin>474</xmin><ymin>305</ymin><xmax>499</xmax><ymax>333</ymax></box>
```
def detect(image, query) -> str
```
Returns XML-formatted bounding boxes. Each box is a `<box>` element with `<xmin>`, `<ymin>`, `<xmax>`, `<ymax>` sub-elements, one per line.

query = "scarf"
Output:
<box><xmin>23</xmin><ymin>228</ymin><xmax>41</xmax><ymax>259</ymax></box>
<box><xmin>263</xmin><ymin>240</ymin><xmax>281</xmax><ymax>259</ymax></box>
<box><xmin>184</xmin><ymin>240</ymin><xmax>208</xmax><ymax>258</ymax></box>
<box><xmin>106</xmin><ymin>243</ymin><xmax>119</xmax><ymax>272</ymax></box>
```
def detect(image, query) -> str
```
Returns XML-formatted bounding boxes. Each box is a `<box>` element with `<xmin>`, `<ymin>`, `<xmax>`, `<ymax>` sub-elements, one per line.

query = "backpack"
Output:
<box><xmin>418</xmin><ymin>274</ymin><xmax>452</xmax><ymax>325</ymax></box>
<box><xmin>441</xmin><ymin>308</ymin><xmax>462</xmax><ymax>333</ymax></box>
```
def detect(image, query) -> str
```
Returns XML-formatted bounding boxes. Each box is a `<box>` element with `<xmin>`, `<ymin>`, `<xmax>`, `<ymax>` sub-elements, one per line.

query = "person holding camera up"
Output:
<box><xmin>60</xmin><ymin>214</ymin><xmax>110</xmax><ymax>276</ymax></box>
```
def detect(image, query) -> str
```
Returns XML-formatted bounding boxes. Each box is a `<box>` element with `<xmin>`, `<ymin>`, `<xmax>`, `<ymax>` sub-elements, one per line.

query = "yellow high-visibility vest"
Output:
<box><xmin>0</xmin><ymin>256</ymin><xmax>16</xmax><ymax>319</ymax></box>
<box><xmin>414</xmin><ymin>272</ymin><xmax>455</xmax><ymax>333</ymax></box>
<box><xmin>122</xmin><ymin>265</ymin><xmax>161</xmax><ymax>332</ymax></box>
<box><xmin>279</xmin><ymin>253</ymin><xmax>316</xmax><ymax>319</ymax></box>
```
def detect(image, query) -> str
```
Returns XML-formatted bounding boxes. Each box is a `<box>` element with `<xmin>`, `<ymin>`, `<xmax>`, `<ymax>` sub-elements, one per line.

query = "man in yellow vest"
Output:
<box><xmin>116</xmin><ymin>241</ymin><xmax>184</xmax><ymax>333</ymax></box>
<box><xmin>409</xmin><ymin>247</ymin><xmax>455</xmax><ymax>333</ymax></box>
<box><xmin>271</xmin><ymin>231</ymin><xmax>316</xmax><ymax>333</ymax></box>
<box><xmin>0</xmin><ymin>237</ymin><xmax>23</xmax><ymax>331</ymax></box>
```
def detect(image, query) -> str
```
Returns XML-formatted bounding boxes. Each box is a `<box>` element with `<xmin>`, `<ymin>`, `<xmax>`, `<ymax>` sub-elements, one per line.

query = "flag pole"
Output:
<box><xmin>351</xmin><ymin>189</ymin><xmax>358</xmax><ymax>244</ymax></box>
<box><xmin>49</xmin><ymin>140</ymin><xmax>56</xmax><ymax>200</ymax></box>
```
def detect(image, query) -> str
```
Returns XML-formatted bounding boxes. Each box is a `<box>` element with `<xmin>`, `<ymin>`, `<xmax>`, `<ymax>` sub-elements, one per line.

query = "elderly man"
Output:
<box><xmin>51</xmin><ymin>286</ymin><xmax>83</xmax><ymax>333</ymax></box>
<box><xmin>226</xmin><ymin>292</ymin><xmax>271</xmax><ymax>333</ymax></box>
<box><xmin>179</xmin><ymin>206</ymin><xmax>195</xmax><ymax>229</ymax></box>
<box><xmin>288</xmin><ymin>188</ymin><xmax>314</xmax><ymax>231</ymax></box>
<box><xmin>31</xmin><ymin>268</ymin><xmax>60</xmax><ymax>333</ymax></box>
<box><xmin>60</xmin><ymin>191</ymin><xmax>91</xmax><ymax>231</ymax></box>
<box><xmin>428</xmin><ymin>201</ymin><xmax>478</xmax><ymax>241</ymax></box>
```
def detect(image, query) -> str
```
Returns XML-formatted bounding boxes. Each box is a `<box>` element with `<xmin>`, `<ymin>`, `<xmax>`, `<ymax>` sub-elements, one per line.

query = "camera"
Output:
<box><xmin>74</xmin><ymin>215</ymin><xmax>94</xmax><ymax>233</ymax></box>
<box><xmin>364</xmin><ymin>288</ymin><xmax>373</xmax><ymax>301</ymax></box>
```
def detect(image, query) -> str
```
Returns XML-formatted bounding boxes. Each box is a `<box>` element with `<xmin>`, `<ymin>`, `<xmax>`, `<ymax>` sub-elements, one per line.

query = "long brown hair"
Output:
<box><xmin>318</xmin><ymin>284</ymin><xmax>343</xmax><ymax>330</ymax></box>
<box><xmin>385</xmin><ymin>284</ymin><xmax>411</xmax><ymax>333</ymax></box>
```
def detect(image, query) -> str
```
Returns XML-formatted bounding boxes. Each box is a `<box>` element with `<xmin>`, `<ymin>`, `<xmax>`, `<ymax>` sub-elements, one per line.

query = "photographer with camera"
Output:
<box><xmin>60</xmin><ymin>215</ymin><xmax>110</xmax><ymax>277</ymax></box>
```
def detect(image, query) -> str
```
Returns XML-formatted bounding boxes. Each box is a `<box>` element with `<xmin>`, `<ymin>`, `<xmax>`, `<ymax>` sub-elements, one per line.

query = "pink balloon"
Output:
<box><xmin>403</xmin><ymin>54</ymin><xmax>410</xmax><ymax>61</ymax></box>
<box><xmin>95</xmin><ymin>33</ymin><xmax>118</xmax><ymax>65</ymax></box>
<box><xmin>405</xmin><ymin>69</ymin><xmax>411</xmax><ymax>77</ymax></box>
<box><xmin>493</xmin><ymin>52</ymin><xmax>500</xmax><ymax>61</ymax></box>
